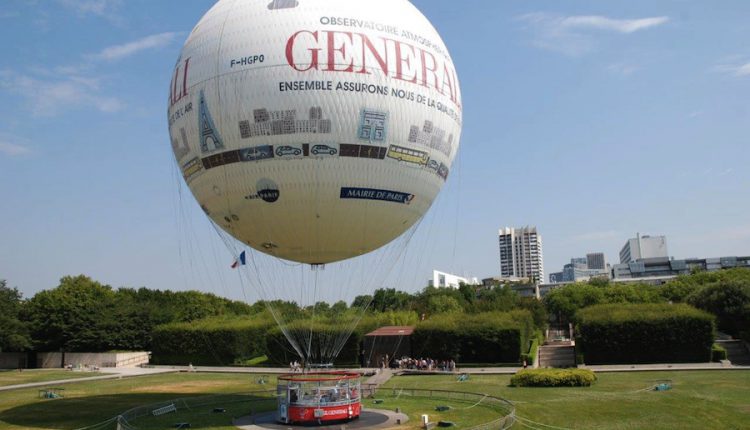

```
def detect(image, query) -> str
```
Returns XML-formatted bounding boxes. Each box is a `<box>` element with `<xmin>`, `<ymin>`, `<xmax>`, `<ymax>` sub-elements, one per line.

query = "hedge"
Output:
<box><xmin>711</xmin><ymin>344</ymin><xmax>727</xmax><ymax>362</ymax></box>
<box><xmin>411</xmin><ymin>311</ymin><xmax>534</xmax><ymax>363</ymax></box>
<box><xmin>151</xmin><ymin>316</ymin><xmax>273</xmax><ymax>365</ymax></box>
<box><xmin>511</xmin><ymin>368</ymin><xmax>596</xmax><ymax>387</ymax></box>
<box><xmin>576</xmin><ymin>303</ymin><xmax>715</xmax><ymax>364</ymax></box>
<box><xmin>264</xmin><ymin>321</ymin><xmax>362</xmax><ymax>366</ymax></box>
<box><xmin>521</xmin><ymin>335</ymin><xmax>541</xmax><ymax>367</ymax></box>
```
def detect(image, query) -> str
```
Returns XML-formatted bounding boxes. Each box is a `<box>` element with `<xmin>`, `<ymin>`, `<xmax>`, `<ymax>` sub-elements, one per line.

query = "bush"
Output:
<box><xmin>151</xmin><ymin>316</ymin><xmax>273</xmax><ymax>365</ymax></box>
<box><xmin>412</xmin><ymin>311</ymin><xmax>533</xmax><ymax>363</ymax></box>
<box><xmin>576</xmin><ymin>303</ymin><xmax>715</xmax><ymax>364</ymax></box>
<box><xmin>711</xmin><ymin>344</ymin><xmax>727</xmax><ymax>362</ymax></box>
<box><xmin>510</xmin><ymin>368</ymin><xmax>596</xmax><ymax>387</ymax></box>
<box><xmin>521</xmin><ymin>333</ymin><xmax>542</xmax><ymax>366</ymax></box>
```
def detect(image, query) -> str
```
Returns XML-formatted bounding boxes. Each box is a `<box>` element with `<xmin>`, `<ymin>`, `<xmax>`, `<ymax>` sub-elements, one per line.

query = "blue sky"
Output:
<box><xmin>1</xmin><ymin>0</ymin><xmax>748</xmax><ymax>300</ymax></box>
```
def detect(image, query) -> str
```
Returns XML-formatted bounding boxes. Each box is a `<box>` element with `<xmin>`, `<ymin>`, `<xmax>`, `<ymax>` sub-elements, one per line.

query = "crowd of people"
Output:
<box><xmin>288</xmin><ymin>360</ymin><xmax>302</xmax><ymax>372</ymax></box>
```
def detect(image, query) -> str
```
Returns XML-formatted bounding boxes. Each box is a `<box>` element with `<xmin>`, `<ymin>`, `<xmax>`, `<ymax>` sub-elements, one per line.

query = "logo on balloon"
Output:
<box><xmin>246</xmin><ymin>178</ymin><xmax>280</xmax><ymax>203</ymax></box>
<box><xmin>340</xmin><ymin>187</ymin><xmax>414</xmax><ymax>205</ymax></box>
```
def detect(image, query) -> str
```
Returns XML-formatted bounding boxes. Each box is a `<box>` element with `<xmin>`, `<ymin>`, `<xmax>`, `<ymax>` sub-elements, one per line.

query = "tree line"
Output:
<box><xmin>1</xmin><ymin>267</ymin><xmax>748</xmax><ymax>353</ymax></box>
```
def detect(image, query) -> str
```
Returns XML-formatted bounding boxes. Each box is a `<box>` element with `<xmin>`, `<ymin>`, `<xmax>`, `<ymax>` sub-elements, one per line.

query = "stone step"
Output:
<box><xmin>716</xmin><ymin>340</ymin><xmax>750</xmax><ymax>365</ymax></box>
<box><xmin>538</xmin><ymin>345</ymin><xmax>576</xmax><ymax>368</ymax></box>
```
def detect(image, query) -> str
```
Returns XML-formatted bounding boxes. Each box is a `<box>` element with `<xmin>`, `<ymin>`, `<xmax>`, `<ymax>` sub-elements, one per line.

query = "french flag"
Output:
<box><xmin>231</xmin><ymin>251</ymin><xmax>246</xmax><ymax>269</ymax></box>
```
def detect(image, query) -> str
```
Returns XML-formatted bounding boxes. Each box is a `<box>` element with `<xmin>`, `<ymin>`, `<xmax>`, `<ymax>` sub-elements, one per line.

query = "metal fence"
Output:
<box><xmin>78</xmin><ymin>387</ymin><xmax>515</xmax><ymax>430</ymax></box>
<box><xmin>74</xmin><ymin>390</ymin><xmax>276</xmax><ymax>430</ymax></box>
<box><xmin>379</xmin><ymin>387</ymin><xmax>516</xmax><ymax>430</ymax></box>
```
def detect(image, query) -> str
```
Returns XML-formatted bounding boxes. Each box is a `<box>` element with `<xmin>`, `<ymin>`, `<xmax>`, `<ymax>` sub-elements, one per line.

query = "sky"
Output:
<box><xmin>1</xmin><ymin>0</ymin><xmax>749</xmax><ymax>301</ymax></box>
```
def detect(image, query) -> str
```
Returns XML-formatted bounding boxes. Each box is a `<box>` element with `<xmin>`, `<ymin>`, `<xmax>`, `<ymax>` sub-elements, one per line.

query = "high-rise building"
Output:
<box><xmin>619</xmin><ymin>234</ymin><xmax>668</xmax><ymax>264</ymax></box>
<box><xmin>586</xmin><ymin>252</ymin><xmax>606</xmax><ymax>270</ymax></box>
<box><xmin>498</xmin><ymin>226</ymin><xmax>544</xmax><ymax>282</ymax></box>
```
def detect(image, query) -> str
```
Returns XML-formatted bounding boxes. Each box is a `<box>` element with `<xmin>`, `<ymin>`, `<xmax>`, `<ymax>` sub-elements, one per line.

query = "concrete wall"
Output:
<box><xmin>37</xmin><ymin>352</ymin><xmax>150</xmax><ymax>368</ymax></box>
<box><xmin>0</xmin><ymin>353</ymin><xmax>28</xmax><ymax>369</ymax></box>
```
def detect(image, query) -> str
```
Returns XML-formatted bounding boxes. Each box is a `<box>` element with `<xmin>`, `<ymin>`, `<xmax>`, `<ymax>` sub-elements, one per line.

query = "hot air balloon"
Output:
<box><xmin>168</xmin><ymin>0</ymin><xmax>462</xmax><ymax>392</ymax></box>
<box><xmin>169</xmin><ymin>0</ymin><xmax>461</xmax><ymax>266</ymax></box>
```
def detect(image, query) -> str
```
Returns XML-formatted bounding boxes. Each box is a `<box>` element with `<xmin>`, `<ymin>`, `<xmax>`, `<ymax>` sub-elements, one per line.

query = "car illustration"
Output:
<box><xmin>275</xmin><ymin>145</ymin><xmax>302</xmax><ymax>156</ymax></box>
<box><xmin>437</xmin><ymin>163</ymin><xmax>449</xmax><ymax>180</ymax></box>
<box><xmin>427</xmin><ymin>159</ymin><xmax>439</xmax><ymax>171</ymax></box>
<box><xmin>311</xmin><ymin>144</ymin><xmax>337</xmax><ymax>155</ymax></box>
<box><xmin>240</xmin><ymin>145</ymin><xmax>274</xmax><ymax>161</ymax></box>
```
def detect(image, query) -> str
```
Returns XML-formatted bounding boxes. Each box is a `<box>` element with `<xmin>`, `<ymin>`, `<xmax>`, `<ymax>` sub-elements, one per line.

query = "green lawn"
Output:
<box><xmin>0</xmin><ymin>372</ymin><xmax>275</xmax><ymax>430</ymax></box>
<box><xmin>382</xmin><ymin>371</ymin><xmax>750</xmax><ymax>430</ymax></box>
<box><xmin>0</xmin><ymin>370</ymin><xmax>112</xmax><ymax>388</ymax></box>
<box><xmin>0</xmin><ymin>370</ymin><xmax>748</xmax><ymax>430</ymax></box>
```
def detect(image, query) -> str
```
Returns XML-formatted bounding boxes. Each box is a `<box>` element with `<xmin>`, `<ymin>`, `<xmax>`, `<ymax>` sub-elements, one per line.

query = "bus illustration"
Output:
<box><xmin>387</xmin><ymin>145</ymin><xmax>429</xmax><ymax>166</ymax></box>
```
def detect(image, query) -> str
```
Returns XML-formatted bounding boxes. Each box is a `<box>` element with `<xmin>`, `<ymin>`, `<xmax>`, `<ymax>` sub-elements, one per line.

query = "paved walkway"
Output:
<box><xmin>0</xmin><ymin>366</ymin><xmax>177</xmax><ymax>392</ymax></box>
<box><xmin>365</xmin><ymin>368</ymin><xmax>394</xmax><ymax>386</ymax></box>
<box><xmin>2</xmin><ymin>362</ymin><xmax>747</xmax><ymax>393</ymax></box>
<box><xmin>234</xmin><ymin>408</ymin><xmax>408</xmax><ymax>429</ymax></box>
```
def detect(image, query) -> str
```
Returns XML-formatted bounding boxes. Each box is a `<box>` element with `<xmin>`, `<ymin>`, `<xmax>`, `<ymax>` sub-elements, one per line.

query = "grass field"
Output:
<box><xmin>382</xmin><ymin>371</ymin><xmax>750</xmax><ymax>430</ymax></box>
<box><xmin>0</xmin><ymin>372</ymin><xmax>275</xmax><ymax>430</ymax></box>
<box><xmin>0</xmin><ymin>370</ymin><xmax>748</xmax><ymax>429</ymax></box>
<box><xmin>0</xmin><ymin>370</ymin><xmax>112</xmax><ymax>388</ymax></box>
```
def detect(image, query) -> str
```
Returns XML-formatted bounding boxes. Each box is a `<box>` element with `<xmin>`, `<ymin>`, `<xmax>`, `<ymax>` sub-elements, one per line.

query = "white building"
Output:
<box><xmin>619</xmin><ymin>233</ymin><xmax>668</xmax><ymax>264</ymax></box>
<box><xmin>428</xmin><ymin>270</ymin><xmax>479</xmax><ymax>288</ymax></box>
<box><xmin>498</xmin><ymin>226</ymin><xmax>544</xmax><ymax>283</ymax></box>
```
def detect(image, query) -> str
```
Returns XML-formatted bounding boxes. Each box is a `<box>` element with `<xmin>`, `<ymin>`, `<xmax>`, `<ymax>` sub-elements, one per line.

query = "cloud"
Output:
<box><xmin>0</xmin><ymin>135</ymin><xmax>32</xmax><ymax>156</ymax></box>
<box><xmin>55</xmin><ymin>0</ymin><xmax>121</xmax><ymax>17</ymax></box>
<box><xmin>93</xmin><ymin>32</ymin><xmax>181</xmax><ymax>61</ymax></box>
<box><xmin>518</xmin><ymin>13</ymin><xmax>670</xmax><ymax>56</ymax></box>
<box><xmin>607</xmin><ymin>62</ymin><xmax>640</xmax><ymax>76</ymax></box>
<box><xmin>715</xmin><ymin>61</ymin><xmax>750</xmax><ymax>78</ymax></box>
<box><xmin>0</xmin><ymin>70</ymin><xmax>123</xmax><ymax>116</ymax></box>
<box><xmin>0</xmin><ymin>11</ymin><xmax>20</xmax><ymax>19</ymax></box>
<box><xmin>560</xmin><ymin>16</ymin><xmax>669</xmax><ymax>33</ymax></box>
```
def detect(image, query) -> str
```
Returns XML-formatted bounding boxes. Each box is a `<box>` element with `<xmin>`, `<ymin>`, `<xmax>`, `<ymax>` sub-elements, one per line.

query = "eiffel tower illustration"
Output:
<box><xmin>199</xmin><ymin>90</ymin><xmax>224</xmax><ymax>154</ymax></box>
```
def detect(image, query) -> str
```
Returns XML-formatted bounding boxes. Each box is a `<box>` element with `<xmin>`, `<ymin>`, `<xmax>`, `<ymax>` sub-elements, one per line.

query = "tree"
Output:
<box><xmin>475</xmin><ymin>285</ymin><xmax>519</xmax><ymax>313</ymax></box>
<box><xmin>24</xmin><ymin>275</ymin><xmax>119</xmax><ymax>351</ymax></box>
<box><xmin>370</xmin><ymin>288</ymin><xmax>412</xmax><ymax>313</ymax></box>
<box><xmin>351</xmin><ymin>295</ymin><xmax>372</xmax><ymax>309</ymax></box>
<box><xmin>543</xmin><ymin>283</ymin><xmax>605</xmax><ymax>323</ymax></box>
<box><xmin>688</xmin><ymin>279</ymin><xmax>750</xmax><ymax>336</ymax></box>
<box><xmin>0</xmin><ymin>280</ymin><xmax>31</xmax><ymax>352</ymax></box>
<box><xmin>425</xmin><ymin>295</ymin><xmax>462</xmax><ymax>314</ymax></box>
<box><xmin>330</xmin><ymin>300</ymin><xmax>348</xmax><ymax>314</ymax></box>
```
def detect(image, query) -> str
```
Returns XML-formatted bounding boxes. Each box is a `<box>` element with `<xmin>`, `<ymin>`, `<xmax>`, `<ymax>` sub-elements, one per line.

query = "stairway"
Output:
<box><xmin>538</xmin><ymin>345</ymin><xmax>576</xmax><ymax>368</ymax></box>
<box><xmin>717</xmin><ymin>340</ymin><xmax>750</xmax><ymax>365</ymax></box>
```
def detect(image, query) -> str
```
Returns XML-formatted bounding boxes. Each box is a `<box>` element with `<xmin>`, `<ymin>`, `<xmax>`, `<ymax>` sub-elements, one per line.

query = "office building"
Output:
<box><xmin>612</xmin><ymin>256</ymin><xmax>750</xmax><ymax>280</ymax></box>
<box><xmin>619</xmin><ymin>234</ymin><xmax>668</xmax><ymax>264</ymax></box>
<box><xmin>549</xmin><ymin>253</ymin><xmax>609</xmax><ymax>283</ymax></box>
<box><xmin>498</xmin><ymin>226</ymin><xmax>544</xmax><ymax>283</ymax></box>
<box><xmin>428</xmin><ymin>270</ymin><xmax>479</xmax><ymax>288</ymax></box>
<box><xmin>587</xmin><ymin>252</ymin><xmax>606</xmax><ymax>270</ymax></box>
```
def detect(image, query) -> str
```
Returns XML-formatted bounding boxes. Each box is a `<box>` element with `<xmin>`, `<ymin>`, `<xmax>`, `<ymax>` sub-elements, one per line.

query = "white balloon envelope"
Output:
<box><xmin>168</xmin><ymin>0</ymin><xmax>462</xmax><ymax>264</ymax></box>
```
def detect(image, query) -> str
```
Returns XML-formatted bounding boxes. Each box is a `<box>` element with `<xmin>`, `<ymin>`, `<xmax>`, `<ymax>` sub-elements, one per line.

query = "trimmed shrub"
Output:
<box><xmin>711</xmin><ymin>344</ymin><xmax>727</xmax><ymax>362</ymax></box>
<box><xmin>411</xmin><ymin>311</ymin><xmax>534</xmax><ymax>363</ymax></box>
<box><xmin>510</xmin><ymin>368</ymin><xmax>596</xmax><ymax>387</ymax></box>
<box><xmin>151</xmin><ymin>316</ymin><xmax>273</xmax><ymax>365</ymax></box>
<box><xmin>521</xmin><ymin>334</ymin><xmax>541</xmax><ymax>366</ymax></box>
<box><xmin>576</xmin><ymin>303</ymin><xmax>715</xmax><ymax>364</ymax></box>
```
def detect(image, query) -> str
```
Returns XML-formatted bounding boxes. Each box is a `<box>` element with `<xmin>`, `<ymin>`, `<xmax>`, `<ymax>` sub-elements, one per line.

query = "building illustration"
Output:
<box><xmin>239</xmin><ymin>107</ymin><xmax>332</xmax><ymax>138</ymax></box>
